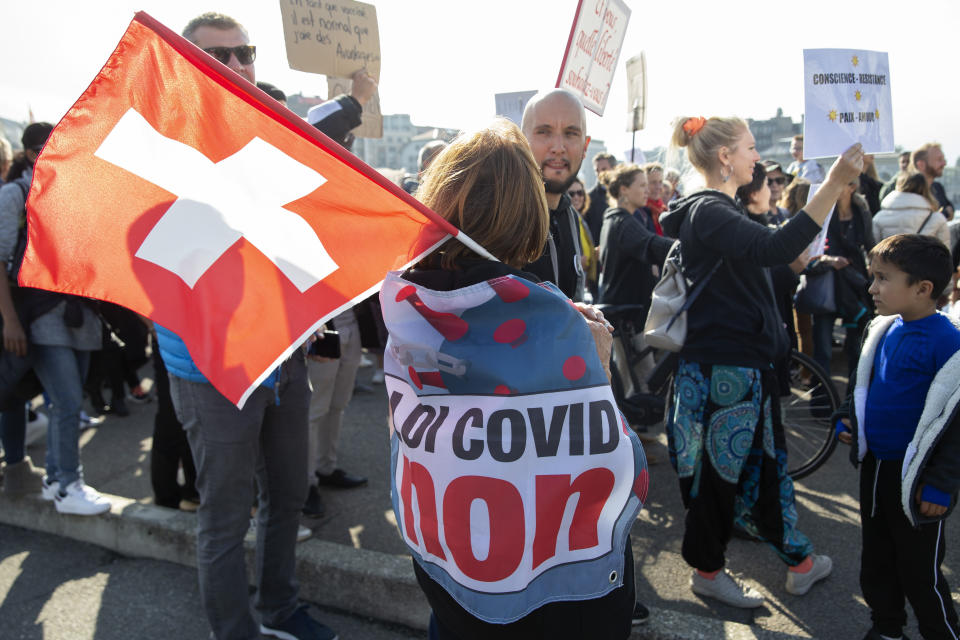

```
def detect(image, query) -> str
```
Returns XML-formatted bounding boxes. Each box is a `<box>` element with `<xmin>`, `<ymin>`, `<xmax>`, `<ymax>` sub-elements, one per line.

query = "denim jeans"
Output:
<box><xmin>169</xmin><ymin>352</ymin><xmax>310</xmax><ymax>640</ymax></box>
<box><xmin>812</xmin><ymin>313</ymin><xmax>864</xmax><ymax>384</ymax></box>
<box><xmin>31</xmin><ymin>345</ymin><xmax>90</xmax><ymax>487</ymax></box>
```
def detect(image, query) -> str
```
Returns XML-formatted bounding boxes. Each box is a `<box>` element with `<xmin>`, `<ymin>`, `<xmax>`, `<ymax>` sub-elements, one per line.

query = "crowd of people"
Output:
<box><xmin>0</xmin><ymin>9</ymin><xmax>959</xmax><ymax>640</ymax></box>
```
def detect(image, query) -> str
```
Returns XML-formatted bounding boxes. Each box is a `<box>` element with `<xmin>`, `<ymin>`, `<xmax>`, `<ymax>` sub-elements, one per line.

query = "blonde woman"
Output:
<box><xmin>660</xmin><ymin>115</ymin><xmax>862</xmax><ymax>608</ymax></box>
<box><xmin>873</xmin><ymin>172</ymin><xmax>950</xmax><ymax>247</ymax></box>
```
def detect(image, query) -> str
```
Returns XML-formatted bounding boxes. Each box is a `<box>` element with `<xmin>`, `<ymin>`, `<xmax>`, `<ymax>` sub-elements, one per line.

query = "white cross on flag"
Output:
<box><xmin>22</xmin><ymin>12</ymin><xmax>455</xmax><ymax>407</ymax></box>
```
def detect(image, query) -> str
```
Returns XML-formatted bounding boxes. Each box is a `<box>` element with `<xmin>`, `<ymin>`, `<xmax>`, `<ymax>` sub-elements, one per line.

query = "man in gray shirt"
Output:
<box><xmin>0</xmin><ymin>122</ymin><xmax>107</xmax><ymax>515</ymax></box>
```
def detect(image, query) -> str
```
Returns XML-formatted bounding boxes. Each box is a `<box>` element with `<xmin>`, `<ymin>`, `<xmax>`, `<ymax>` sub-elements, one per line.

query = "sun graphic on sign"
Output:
<box><xmin>852</xmin><ymin>55</ymin><xmax>860</xmax><ymax>67</ymax></box>
<box><xmin>855</xmin><ymin>90</ymin><xmax>862</xmax><ymax>101</ymax></box>
<box><xmin>828</xmin><ymin>110</ymin><xmax>838</xmax><ymax>122</ymax></box>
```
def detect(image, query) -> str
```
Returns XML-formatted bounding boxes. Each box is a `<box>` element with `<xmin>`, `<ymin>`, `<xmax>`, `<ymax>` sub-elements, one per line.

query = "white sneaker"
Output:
<box><xmin>54</xmin><ymin>480</ymin><xmax>111</xmax><ymax>515</ymax></box>
<box><xmin>244</xmin><ymin>517</ymin><xmax>257</xmax><ymax>543</ymax></box>
<box><xmin>785</xmin><ymin>554</ymin><xmax>832</xmax><ymax>595</ymax></box>
<box><xmin>79</xmin><ymin>411</ymin><xmax>106</xmax><ymax>431</ymax></box>
<box><xmin>41</xmin><ymin>476</ymin><xmax>59</xmax><ymax>501</ymax></box>
<box><xmin>691</xmin><ymin>570</ymin><xmax>764</xmax><ymax>608</ymax></box>
<box><xmin>297</xmin><ymin>524</ymin><xmax>312</xmax><ymax>542</ymax></box>
<box><xmin>371</xmin><ymin>369</ymin><xmax>385</xmax><ymax>384</ymax></box>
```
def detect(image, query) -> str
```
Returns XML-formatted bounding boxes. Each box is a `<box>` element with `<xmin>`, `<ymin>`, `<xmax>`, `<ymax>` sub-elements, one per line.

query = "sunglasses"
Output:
<box><xmin>203</xmin><ymin>45</ymin><xmax>256</xmax><ymax>66</ymax></box>
<box><xmin>568</xmin><ymin>189</ymin><xmax>585</xmax><ymax>197</ymax></box>
<box><xmin>767</xmin><ymin>177</ymin><xmax>786</xmax><ymax>186</ymax></box>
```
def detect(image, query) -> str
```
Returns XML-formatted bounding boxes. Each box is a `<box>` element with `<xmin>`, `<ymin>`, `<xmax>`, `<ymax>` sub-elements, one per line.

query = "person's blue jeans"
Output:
<box><xmin>31</xmin><ymin>345</ymin><xmax>90</xmax><ymax>487</ymax></box>
<box><xmin>169</xmin><ymin>352</ymin><xmax>310</xmax><ymax>640</ymax></box>
<box><xmin>0</xmin><ymin>404</ymin><xmax>27</xmax><ymax>465</ymax></box>
<box><xmin>812</xmin><ymin>313</ymin><xmax>863</xmax><ymax>384</ymax></box>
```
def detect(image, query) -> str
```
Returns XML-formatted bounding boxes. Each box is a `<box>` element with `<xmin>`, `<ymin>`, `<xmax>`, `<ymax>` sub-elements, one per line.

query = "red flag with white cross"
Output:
<box><xmin>21</xmin><ymin>12</ymin><xmax>458</xmax><ymax>408</ymax></box>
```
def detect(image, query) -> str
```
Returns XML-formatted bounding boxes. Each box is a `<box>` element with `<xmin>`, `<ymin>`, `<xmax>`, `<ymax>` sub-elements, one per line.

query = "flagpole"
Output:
<box><xmin>453</xmin><ymin>232</ymin><xmax>500</xmax><ymax>262</ymax></box>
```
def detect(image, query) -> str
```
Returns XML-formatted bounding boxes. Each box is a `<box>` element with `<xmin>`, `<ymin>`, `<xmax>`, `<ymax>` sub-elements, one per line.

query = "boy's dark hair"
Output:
<box><xmin>870</xmin><ymin>234</ymin><xmax>952</xmax><ymax>299</ymax></box>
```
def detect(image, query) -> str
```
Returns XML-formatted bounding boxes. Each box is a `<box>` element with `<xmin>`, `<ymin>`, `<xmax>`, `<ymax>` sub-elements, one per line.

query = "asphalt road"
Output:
<box><xmin>8</xmin><ymin>361</ymin><xmax>960</xmax><ymax>639</ymax></box>
<box><xmin>0</xmin><ymin>524</ymin><xmax>421</xmax><ymax>640</ymax></box>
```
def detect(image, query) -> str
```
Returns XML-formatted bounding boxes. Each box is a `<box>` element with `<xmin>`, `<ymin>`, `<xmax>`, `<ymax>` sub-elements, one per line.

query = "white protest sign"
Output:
<box><xmin>556</xmin><ymin>0</ymin><xmax>631</xmax><ymax>116</ymax></box>
<box><xmin>494</xmin><ymin>90</ymin><xmax>537</xmax><ymax>127</ymax></box>
<box><xmin>625</xmin><ymin>53</ymin><xmax>646</xmax><ymax>132</ymax></box>
<box><xmin>278</xmin><ymin>0</ymin><xmax>381</xmax><ymax>80</ymax></box>
<box><xmin>802</xmin><ymin>49</ymin><xmax>894</xmax><ymax>159</ymax></box>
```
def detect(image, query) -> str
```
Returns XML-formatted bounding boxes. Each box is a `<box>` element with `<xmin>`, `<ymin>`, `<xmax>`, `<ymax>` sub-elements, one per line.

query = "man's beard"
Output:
<box><xmin>544</xmin><ymin>175</ymin><xmax>579</xmax><ymax>195</ymax></box>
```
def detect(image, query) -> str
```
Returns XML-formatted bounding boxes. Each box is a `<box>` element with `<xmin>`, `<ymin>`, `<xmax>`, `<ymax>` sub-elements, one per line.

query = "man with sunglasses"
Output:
<box><xmin>157</xmin><ymin>11</ymin><xmax>363</xmax><ymax>640</ymax></box>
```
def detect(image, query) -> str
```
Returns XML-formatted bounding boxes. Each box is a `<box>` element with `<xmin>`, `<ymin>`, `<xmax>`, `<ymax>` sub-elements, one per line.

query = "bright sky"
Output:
<box><xmin>3</xmin><ymin>0</ymin><xmax>959</xmax><ymax>163</ymax></box>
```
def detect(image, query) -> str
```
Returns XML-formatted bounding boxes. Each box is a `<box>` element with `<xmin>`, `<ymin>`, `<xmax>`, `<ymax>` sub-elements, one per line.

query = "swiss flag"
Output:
<box><xmin>21</xmin><ymin>12</ymin><xmax>456</xmax><ymax>407</ymax></box>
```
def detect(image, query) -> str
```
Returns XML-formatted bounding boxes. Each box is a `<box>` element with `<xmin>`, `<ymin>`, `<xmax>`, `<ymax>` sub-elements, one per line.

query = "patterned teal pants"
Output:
<box><xmin>666</xmin><ymin>359</ymin><xmax>813</xmax><ymax>571</ymax></box>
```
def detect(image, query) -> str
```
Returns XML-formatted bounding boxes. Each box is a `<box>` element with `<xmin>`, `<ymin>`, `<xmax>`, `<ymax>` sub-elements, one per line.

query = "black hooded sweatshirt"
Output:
<box><xmin>524</xmin><ymin>193</ymin><xmax>583</xmax><ymax>300</ymax></box>
<box><xmin>659</xmin><ymin>190</ymin><xmax>821</xmax><ymax>369</ymax></box>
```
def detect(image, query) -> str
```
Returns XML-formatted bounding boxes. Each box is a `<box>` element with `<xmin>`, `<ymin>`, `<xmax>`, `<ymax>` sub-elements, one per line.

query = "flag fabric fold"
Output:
<box><xmin>21</xmin><ymin>11</ymin><xmax>456</xmax><ymax>407</ymax></box>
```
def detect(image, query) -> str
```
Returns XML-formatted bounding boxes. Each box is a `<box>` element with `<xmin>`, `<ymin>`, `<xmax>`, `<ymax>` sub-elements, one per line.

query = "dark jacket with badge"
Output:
<box><xmin>524</xmin><ymin>192</ymin><xmax>584</xmax><ymax>301</ymax></box>
<box><xmin>659</xmin><ymin>190</ymin><xmax>821</xmax><ymax>369</ymax></box>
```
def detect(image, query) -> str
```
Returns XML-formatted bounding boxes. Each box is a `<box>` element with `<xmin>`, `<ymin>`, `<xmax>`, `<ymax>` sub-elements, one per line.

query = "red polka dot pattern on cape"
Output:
<box><xmin>488</xmin><ymin>276</ymin><xmax>530</xmax><ymax>303</ymax></box>
<box><xmin>396</xmin><ymin>286</ymin><xmax>469</xmax><ymax>341</ymax></box>
<box><xmin>562</xmin><ymin>355</ymin><xmax>586</xmax><ymax>381</ymax></box>
<box><xmin>493</xmin><ymin>318</ymin><xmax>527</xmax><ymax>348</ymax></box>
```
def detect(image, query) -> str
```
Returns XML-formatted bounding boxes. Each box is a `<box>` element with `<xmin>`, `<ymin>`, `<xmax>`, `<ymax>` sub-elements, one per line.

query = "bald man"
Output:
<box><xmin>521</xmin><ymin>89</ymin><xmax>587</xmax><ymax>301</ymax></box>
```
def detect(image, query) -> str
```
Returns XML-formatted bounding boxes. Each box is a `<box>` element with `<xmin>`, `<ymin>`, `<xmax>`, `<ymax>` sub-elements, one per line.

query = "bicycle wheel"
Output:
<box><xmin>781</xmin><ymin>350</ymin><xmax>840</xmax><ymax>480</ymax></box>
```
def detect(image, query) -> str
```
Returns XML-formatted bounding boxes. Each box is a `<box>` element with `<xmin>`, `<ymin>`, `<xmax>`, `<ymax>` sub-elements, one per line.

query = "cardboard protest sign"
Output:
<box><xmin>625</xmin><ymin>53</ymin><xmax>646</xmax><ymax>132</ymax></box>
<box><xmin>327</xmin><ymin>76</ymin><xmax>382</xmax><ymax>138</ymax></box>
<box><xmin>556</xmin><ymin>0</ymin><xmax>631</xmax><ymax>116</ymax></box>
<box><xmin>279</xmin><ymin>0</ymin><xmax>381</xmax><ymax>80</ymax></box>
<box><xmin>802</xmin><ymin>49</ymin><xmax>893</xmax><ymax>159</ymax></box>
<box><xmin>494</xmin><ymin>91</ymin><xmax>537</xmax><ymax>127</ymax></box>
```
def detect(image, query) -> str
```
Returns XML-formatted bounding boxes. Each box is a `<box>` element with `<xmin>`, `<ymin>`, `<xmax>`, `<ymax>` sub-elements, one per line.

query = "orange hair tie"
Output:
<box><xmin>683</xmin><ymin>116</ymin><xmax>707</xmax><ymax>137</ymax></box>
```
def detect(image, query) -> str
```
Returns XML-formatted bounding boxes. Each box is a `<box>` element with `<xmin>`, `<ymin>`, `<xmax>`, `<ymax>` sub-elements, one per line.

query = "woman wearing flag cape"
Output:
<box><xmin>380</xmin><ymin>119</ymin><xmax>649</xmax><ymax>639</ymax></box>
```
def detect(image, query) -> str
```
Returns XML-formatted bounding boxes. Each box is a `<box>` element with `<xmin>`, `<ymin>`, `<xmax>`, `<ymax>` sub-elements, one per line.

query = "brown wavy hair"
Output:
<box><xmin>418</xmin><ymin>119</ymin><xmax>549</xmax><ymax>269</ymax></box>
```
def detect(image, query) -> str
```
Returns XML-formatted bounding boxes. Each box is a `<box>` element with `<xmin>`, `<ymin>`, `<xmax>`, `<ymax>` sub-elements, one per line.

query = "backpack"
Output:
<box><xmin>643</xmin><ymin>240</ymin><xmax>722</xmax><ymax>352</ymax></box>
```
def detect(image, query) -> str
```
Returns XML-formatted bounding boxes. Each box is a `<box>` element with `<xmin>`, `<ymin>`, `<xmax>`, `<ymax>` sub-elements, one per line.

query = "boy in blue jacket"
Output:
<box><xmin>837</xmin><ymin>233</ymin><xmax>960</xmax><ymax>640</ymax></box>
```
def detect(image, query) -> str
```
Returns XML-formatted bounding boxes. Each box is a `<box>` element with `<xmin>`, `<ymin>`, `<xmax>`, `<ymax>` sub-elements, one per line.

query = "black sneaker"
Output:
<box><xmin>315</xmin><ymin>469</ymin><xmax>367</xmax><ymax>489</ymax></box>
<box><xmin>108</xmin><ymin>396</ymin><xmax>130</xmax><ymax>417</ymax></box>
<box><xmin>302</xmin><ymin>485</ymin><xmax>325</xmax><ymax>517</ymax></box>
<box><xmin>261</xmin><ymin>605</ymin><xmax>337</xmax><ymax>640</ymax></box>
<box><xmin>632</xmin><ymin>600</ymin><xmax>650</xmax><ymax>625</ymax></box>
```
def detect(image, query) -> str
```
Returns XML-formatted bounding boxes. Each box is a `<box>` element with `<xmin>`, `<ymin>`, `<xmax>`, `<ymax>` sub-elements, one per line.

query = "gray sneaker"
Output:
<box><xmin>691</xmin><ymin>570</ymin><xmax>764</xmax><ymax>608</ymax></box>
<box><xmin>785</xmin><ymin>554</ymin><xmax>832</xmax><ymax>595</ymax></box>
